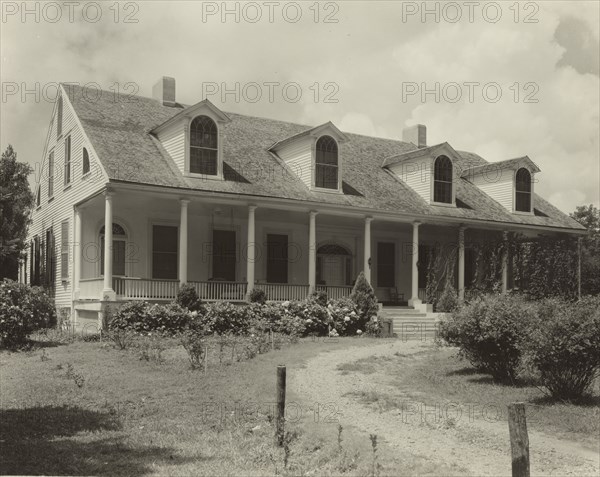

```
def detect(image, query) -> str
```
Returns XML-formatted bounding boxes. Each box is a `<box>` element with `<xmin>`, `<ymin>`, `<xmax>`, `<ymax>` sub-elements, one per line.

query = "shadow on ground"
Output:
<box><xmin>0</xmin><ymin>405</ymin><xmax>197</xmax><ymax>475</ymax></box>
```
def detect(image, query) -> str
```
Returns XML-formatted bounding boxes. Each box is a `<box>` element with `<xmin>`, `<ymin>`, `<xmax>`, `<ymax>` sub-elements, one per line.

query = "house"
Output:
<box><xmin>20</xmin><ymin>77</ymin><xmax>586</xmax><ymax>330</ymax></box>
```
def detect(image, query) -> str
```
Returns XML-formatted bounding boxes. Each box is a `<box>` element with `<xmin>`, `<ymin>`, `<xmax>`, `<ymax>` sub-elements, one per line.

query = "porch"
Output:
<box><xmin>71</xmin><ymin>186</ymin><xmax>517</xmax><ymax>310</ymax></box>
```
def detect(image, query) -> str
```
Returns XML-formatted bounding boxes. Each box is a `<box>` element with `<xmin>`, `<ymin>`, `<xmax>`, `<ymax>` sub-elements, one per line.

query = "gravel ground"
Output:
<box><xmin>290</xmin><ymin>339</ymin><xmax>600</xmax><ymax>477</ymax></box>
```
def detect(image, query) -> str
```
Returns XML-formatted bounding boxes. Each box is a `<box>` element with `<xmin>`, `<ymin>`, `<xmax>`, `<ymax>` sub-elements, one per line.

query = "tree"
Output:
<box><xmin>0</xmin><ymin>145</ymin><xmax>34</xmax><ymax>280</ymax></box>
<box><xmin>570</xmin><ymin>204</ymin><xmax>600</xmax><ymax>296</ymax></box>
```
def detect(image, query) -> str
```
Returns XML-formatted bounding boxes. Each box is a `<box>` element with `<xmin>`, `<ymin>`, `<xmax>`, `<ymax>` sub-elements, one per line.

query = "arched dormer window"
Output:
<box><xmin>433</xmin><ymin>155</ymin><xmax>453</xmax><ymax>204</ymax></box>
<box><xmin>190</xmin><ymin>115</ymin><xmax>218</xmax><ymax>175</ymax></box>
<box><xmin>515</xmin><ymin>168</ymin><xmax>532</xmax><ymax>212</ymax></box>
<box><xmin>315</xmin><ymin>135</ymin><xmax>338</xmax><ymax>190</ymax></box>
<box><xmin>56</xmin><ymin>96</ymin><xmax>63</xmax><ymax>138</ymax></box>
<box><xmin>82</xmin><ymin>148</ymin><xmax>90</xmax><ymax>175</ymax></box>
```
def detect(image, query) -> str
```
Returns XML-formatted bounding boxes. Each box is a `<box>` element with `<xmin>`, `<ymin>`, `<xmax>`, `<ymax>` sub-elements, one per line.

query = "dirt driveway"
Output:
<box><xmin>290</xmin><ymin>340</ymin><xmax>600</xmax><ymax>477</ymax></box>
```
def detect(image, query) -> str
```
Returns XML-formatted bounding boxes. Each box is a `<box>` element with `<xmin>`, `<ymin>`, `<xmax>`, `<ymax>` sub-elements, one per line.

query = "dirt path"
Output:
<box><xmin>290</xmin><ymin>340</ymin><xmax>600</xmax><ymax>477</ymax></box>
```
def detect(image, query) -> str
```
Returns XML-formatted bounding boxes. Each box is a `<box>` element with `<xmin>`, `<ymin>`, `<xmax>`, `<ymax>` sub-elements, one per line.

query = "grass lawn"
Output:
<box><xmin>1</xmin><ymin>333</ymin><xmax>445</xmax><ymax>476</ymax></box>
<box><xmin>342</xmin><ymin>347</ymin><xmax>599</xmax><ymax>445</ymax></box>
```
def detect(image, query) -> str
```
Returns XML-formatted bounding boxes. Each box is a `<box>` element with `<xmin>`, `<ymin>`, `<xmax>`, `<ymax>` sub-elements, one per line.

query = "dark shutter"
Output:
<box><xmin>212</xmin><ymin>230</ymin><xmax>236</xmax><ymax>281</ymax></box>
<box><xmin>377</xmin><ymin>242</ymin><xmax>395</xmax><ymax>287</ymax></box>
<box><xmin>152</xmin><ymin>225</ymin><xmax>178</xmax><ymax>279</ymax></box>
<box><xmin>267</xmin><ymin>234</ymin><xmax>288</xmax><ymax>283</ymax></box>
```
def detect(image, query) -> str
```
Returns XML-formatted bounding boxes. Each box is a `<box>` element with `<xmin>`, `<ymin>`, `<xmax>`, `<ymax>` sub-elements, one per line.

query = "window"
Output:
<box><xmin>515</xmin><ymin>168</ymin><xmax>532</xmax><ymax>212</ymax></box>
<box><xmin>152</xmin><ymin>225</ymin><xmax>178</xmax><ymax>279</ymax></box>
<box><xmin>57</xmin><ymin>96</ymin><xmax>63</xmax><ymax>138</ymax></box>
<box><xmin>64</xmin><ymin>135</ymin><xmax>71</xmax><ymax>186</ymax></box>
<box><xmin>82</xmin><ymin>148</ymin><xmax>90</xmax><ymax>175</ymax></box>
<box><xmin>315</xmin><ymin>135</ymin><xmax>338</xmax><ymax>189</ymax></box>
<box><xmin>190</xmin><ymin>115</ymin><xmax>218</xmax><ymax>175</ymax></box>
<box><xmin>433</xmin><ymin>156</ymin><xmax>453</xmax><ymax>203</ymax></box>
<box><xmin>61</xmin><ymin>220</ymin><xmax>69</xmax><ymax>280</ymax></box>
<box><xmin>212</xmin><ymin>230</ymin><xmax>236</xmax><ymax>281</ymax></box>
<box><xmin>48</xmin><ymin>152</ymin><xmax>54</xmax><ymax>198</ymax></box>
<box><xmin>267</xmin><ymin>234</ymin><xmax>288</xmax><ymax>283</ymax></box>
<box><xmin>377</xmin><ymin>242</ymin><xmax>395</xmax><ymax>287</ymax></box>
<box><xmin>100</xmin><ymin>223</ymin><xmax>127</xmax><ymax>277</ymax></box>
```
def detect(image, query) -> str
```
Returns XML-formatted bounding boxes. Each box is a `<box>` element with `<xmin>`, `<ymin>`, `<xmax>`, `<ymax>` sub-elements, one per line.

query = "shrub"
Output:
<box><xmin>522</xmin><ymin>296</ymin><xmax>600</xmax><ymax>399</ymax></box>
<box><xmin>249</xmin><ymin>288</ymin><xmax>267</xmax><ymax>304</ymax></box>
<box><xmin>256</xmin><ymin>302</ymin><xmax>306</xmax><ymax>337</ymax></box>
<box><xmin>311</xmin><ymin>289</ymin><xmax>328</xmax><ymax>306</ymax></box>
<box><xmin>436</xmin><ymin>284</ymin><xmax>458</xmax><ymax>313</ymax></box>
<box><xmin>350</xmin><ymin>272</ymin><xmax>379</xmax><ymax>325</ymax></box>
<box><xmin>327</xmin><ymin>297</ymin><xmax>361</xmax><ymax>336</ymax></box>
<box><xmin>176</xmin><ymin>284</ymin><xmax>203</xmax><ymax>312</ymax></box>
<box><xmin>191</xmin><ymin>302</ymin><xmax>255</xmax><ymax>335</ymax></box>
<box><xmin>180</xmin><ymin>331</ymin><xmax>206</xmax><ymax>369</ymax></box>
<box><xmin>0</xmin><ymin>279</ymin><xmax>56</xmax><ymax>348</ymax></box>
<box><xmin>438</xmin><ymin>293</ymin><xmax>535</xmax><ymax>382</ymax></box>
<box><xmin>108</xmin><ymin>301</ymin><xmax>191</xmax><ymax>335</ymax></box>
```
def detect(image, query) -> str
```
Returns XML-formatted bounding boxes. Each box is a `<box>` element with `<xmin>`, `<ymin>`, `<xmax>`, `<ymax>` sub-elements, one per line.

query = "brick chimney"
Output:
<box><xmin>152</xmin><ymin>76</ymin><xmax>176</xmax><ymax>107</ymax></box>
<box><xmin>403</xmin><ymin>124</ymin><xmax>427</xmax><ymax>148</ymax></box>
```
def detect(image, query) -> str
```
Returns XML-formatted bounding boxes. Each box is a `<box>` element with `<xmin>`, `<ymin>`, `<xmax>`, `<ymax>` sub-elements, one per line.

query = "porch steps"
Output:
<box><xmin>382</xmin><ymin>307</ymin><xmax>440</xmax><ymax>341</ymax></box>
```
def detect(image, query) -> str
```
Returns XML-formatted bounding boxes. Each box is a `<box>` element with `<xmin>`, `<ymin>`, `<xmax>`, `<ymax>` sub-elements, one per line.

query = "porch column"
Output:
<box><xmin>246</xmin><ymin>205</ymin><xmax>257</xmax><ymax>299</ymax></box>
<box><xmin>363</xmin><ymin>217</ymin><xmax>372</xmax><ymax>283</ymax></box>
<box><xmin>102</xmin><ymin>191</ymin><xmax>115</xmax><ymax>299</ymax></box>
<box><xmin>308</xmin><ymin>210</ymin><xmax>318</xmax><ymax>294</ymax></box>
<box><xmin>409</xmin><ymin>221</ymin><xmax>422</xmax><ymax>306</ymax></box>
<box><xmin>178</xmin><ymin>199</ymin><xmax>189</xmax><ymax>284</ymax></box>
<box><xmin>73</xmin><ymin>206</ymin><xmax>82</xmax><ymax>299</ymax></box>
<box><xmin>501</xmin><ymin>231</ymin><xmax>508</xmax><ymax>293</ymax></box>
<box><xmin>457</xmin><ymin>225</ymin><xmax>465</xmax><ymax>302</ymax></box>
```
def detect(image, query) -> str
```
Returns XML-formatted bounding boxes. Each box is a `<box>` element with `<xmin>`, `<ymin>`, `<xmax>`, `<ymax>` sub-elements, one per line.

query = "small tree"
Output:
<box><xmin>350</xmin><ymin>271</ymin><xmax>378</xmax><ymax>323</ymax></box>
<box><xmin>176</xmin><ymin>283</ymin><xmax>203</xmax><ymax>312</ymax></box>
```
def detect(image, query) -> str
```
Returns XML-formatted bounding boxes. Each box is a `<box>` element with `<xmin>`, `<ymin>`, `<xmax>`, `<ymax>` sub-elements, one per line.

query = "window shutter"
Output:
<box><xmin>61</xmin><ymin>220</ymin><xmax>69</xmax><ymax>279</ymax></box>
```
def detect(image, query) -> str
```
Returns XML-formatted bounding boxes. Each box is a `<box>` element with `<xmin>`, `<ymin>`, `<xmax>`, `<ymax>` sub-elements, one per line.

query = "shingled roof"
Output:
<box><xmin>62</xmin><ymin>83</ymin><xmax>585</xmax><ymax>232</ymax></box>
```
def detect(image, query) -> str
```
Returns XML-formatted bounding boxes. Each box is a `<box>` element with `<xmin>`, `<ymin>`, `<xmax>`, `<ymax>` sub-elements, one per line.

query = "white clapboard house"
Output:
<box><xmin>21</xmin><ymin>77</ymin><xmax>586</xmax><ymax>328</ymax></box>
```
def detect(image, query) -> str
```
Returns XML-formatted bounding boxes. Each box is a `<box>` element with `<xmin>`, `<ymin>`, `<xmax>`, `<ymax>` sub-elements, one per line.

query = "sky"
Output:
<box><xmin>1</xmin><ymin>0</ymin><xmax>599</xmax><ymax>214</ymax></box>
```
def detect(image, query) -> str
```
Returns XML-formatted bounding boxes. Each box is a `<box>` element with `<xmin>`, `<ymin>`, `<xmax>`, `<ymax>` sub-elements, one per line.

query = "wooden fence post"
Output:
<box><xmin>508</xmin><ymin>402</ymin><xmax>530</xmax><ymax>477</ymax></box>
<box><xmin>276</xmin><ymin>365</ymin><xmax>286</xmax><ymax>446</ymax></box>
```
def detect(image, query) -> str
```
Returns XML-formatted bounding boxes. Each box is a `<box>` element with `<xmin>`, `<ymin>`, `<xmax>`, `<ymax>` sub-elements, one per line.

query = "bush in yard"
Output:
<box><xmin>108</xmin><ymin>301</ymin><xmax>191</xmax><ymax>335</ymax></box>
<box><xmin>438</xmin><ymin>293</ymin><xmax>535</xmax><ymax>382</ymax></box>
<box><xmin>254</xmin><ymin>302</ymin><xmax>306</xmax><ymax>337</ymax></box>
<box><xmin>180</xmin><ymin>330</ymin><xmax>206</xmax><ymax>369</ymax></box>
<box><xmin>191</xmin><ymin>301</ymin><xmax>255</xmax><ymax>335</ymax></box>
<box><xmin>436</xmin><ymin>283</ymin><xmax>458</xmax><ymax>313</ymax></box>
<box><xmin>0</xmin><ymin>279</ymin><xmax>56</xmax><ymax>348</ymax></box>
<box><xmin>285</xmin><ymin>298</ymin><xmax>330</xmax><ymax>336</ymax></box>
<box><xmin>176</xmin><ymin>284</ymin><xmax>203</xmax><ymax>312</ymax></box>
<box><xmin>249</xmin><ymin>288</ymin><xmax>267</xmax><ymax>304</ymax></box>
<box><xmin>522</xmin><ymin>296</ymin><xmax>600</xmax><ymax>400</ymax></box>
<box><xmin>327</xmin><ymin>297</ymin><xmax>361</xmax><ymax>336</ymax></box>
<box><xmin>350</xmin><ymin>271</ymin><xmax>379</xmax><ymax>327</ymax></box>
<box><xmin>311</xmin><ymin>289</ymin><xmax>328</xmax><ymax>306</ymax></box>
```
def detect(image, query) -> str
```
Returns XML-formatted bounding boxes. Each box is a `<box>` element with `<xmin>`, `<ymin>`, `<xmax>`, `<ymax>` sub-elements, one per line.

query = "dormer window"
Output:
<box><xmin>515</xmin><ymin>168</ymin><xmax>532</xmax><ymax>212</ymax></box>
<box><xmin>433</xmin><ymin>155</ymin><xmax>453</xmax><ymax>204</ymax></box>
<box><xmin>315</xmin><ymin>135</ymin><xmax>338</xmax><ymax>190</ymax></box>
<box><xmin>190</xmin><ymin>115</ymin><xmax>218</xmax><ymax>175</ymax></box>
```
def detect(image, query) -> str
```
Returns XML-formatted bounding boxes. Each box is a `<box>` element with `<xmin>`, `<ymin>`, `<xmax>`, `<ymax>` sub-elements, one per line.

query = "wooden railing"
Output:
<box><xmin>317</xmin><ymin>285</ymin><xmax>353</xmax><ymax>300</ymax></box>
<box><xmin>113</xmin><ymin>277</ymin><xmax>179</xmax><ymax>300</ymax></box>
<box><xmin>255</xmin><ymin>283</ymin><xmax>310</xmax><ymax>301</ymax></box>
<box><xmin>418</xmin><ymin>288</ymin><xmax>443</xmax><ymax>303</ymax></box>
<box><xmin>190</xmin><ymin>281</ymin><xmax>247</xmax><ymax>302</ymax></box>
<box><xmin>78</xmin><ymin>278</ymin><xmax>104</xmax><ymax>299</ymax></box>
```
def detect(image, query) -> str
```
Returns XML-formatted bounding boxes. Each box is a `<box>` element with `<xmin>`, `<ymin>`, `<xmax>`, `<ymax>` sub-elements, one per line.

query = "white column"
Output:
<box><xmin>102</xmin><ymin>191</ymin><xmax>115</xmax><ymax>299</ymax></box>
<box><xmin>409</xmin><ymin>221</ymin><xmax>421</xmax><ymax>306</ymax></box>
<box><xmin>501</xmin><ymin>231</ymin><xmax>508</xmax><ymax>293</ymax></box>
<box><xmin>458</xmin><ymin>226</ymin><xmax>465</xmax><ymax>302</ymax></box>
<box><xmin>363</xmin><ymin>217</ymin><xmax>373</xmax><ymax>283</ymax></box>
<box><xmin>246</xmin><ymin>205</ymin><xmax>257</xmax><ymax>299</ymax></box>
<box><xmin>179</xmin><ymin>199</ymin><xmax>189</xmax><ymax>284</ymax></box>
<box><xmin>308</xmin><ymin>211</ymin><xmax>318</xmax><ymax>294</ymax></box>
<box><xmin>73</xmin><ymin>206</ymin><xmax>82</xmax><ymax>299</ymax></box>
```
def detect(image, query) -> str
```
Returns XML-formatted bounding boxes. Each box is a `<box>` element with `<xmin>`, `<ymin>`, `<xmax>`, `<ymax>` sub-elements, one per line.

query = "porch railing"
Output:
<box><xmin>190</xmin><ymin>281</ymin><xmax>247</xmax><ymax>302</ymax></box>
<box><xmin>418</xmin><ymin>288</ymin><xmax>443</xmax><ymax>303</ymax></box>
<box><xmin>113</xmin><ymin>277</ymin><xmax>179</xmax><ymax>300</ymax></box>
<box><xmin>78</xmin><ymin>278</ymin><xmax>104</xmax><ymax>299</ymax></box>
<box><xmin>255</xmin><ymin>283</ymin><xmax>310</xmax><ymax>301</ymax></box>
<box><xmin>317</xmin><ymin>285</ymin><xmax>353</xmax><ymax>300</ymax></box>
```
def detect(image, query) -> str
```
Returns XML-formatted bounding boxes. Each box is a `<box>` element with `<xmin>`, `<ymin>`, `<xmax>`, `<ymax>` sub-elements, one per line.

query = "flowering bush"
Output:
<box><xmin>0</xmin><ymin>279</ymin><xmax>56</xmax><ymax>348</ymax></box>
<box><xmin>327</xmin><ymin>297</ymin><xmax>360</xmax><ymax>336</ymax></box>
<box><xmin>108</xmin><ymin>301</ymin><xmax>190</xmax><ymax>335</ymax></box>
<box><xmin>191</xmin><ymin>302</ymin><xmax>256</xmax><ymax>335</ymax></box>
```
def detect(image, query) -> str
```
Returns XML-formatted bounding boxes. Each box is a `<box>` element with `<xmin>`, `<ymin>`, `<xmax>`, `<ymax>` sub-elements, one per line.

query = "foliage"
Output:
<box><xmin>176</xmin><ymin>283</ymin><xmax>203</xmax><ymax>312</ymax></box>
<box><xmin>254</xmin><ymin>302</ymin><xmax>306</xmax><ymax>337</ymax></box>
<box><xmin>249</xmin><ymin>288</ymin><xmax>267</xmax><ymax>304</ymax></box>
<box><xmin>180</xmin><ymin>330</ymin><xmax>206</xmax><ymax>369</ymax></box>
<box><xmin>191</xmin><ymin>302</ymin><xmax>254</xmax><ymax>335</ymax></box>
<box><xmin>350</xmin><ymin>272</ymin><xmax>379</xmax><ymax>326</ymax></box>
<box><xmin>0</xmin><ymin>279</ymin><xmax>56</xmax><ymax>348</ymax></box>
<box><xmin>570</xmin><ymin>204</ymin><xmax>600</xmax><ymax>295</ymax></box>
<box><xmin>108</xmin><ymin>301</ymin><xmax>190</xmax><ymax>335</ymax></box>
<box><xmin>0</xmin><ymin>145</ymin><xmax>34</xmax><ymax>280</ymax></box>
<box><xmin>311</xmin><ymin>289</ymin><xmax>328</xmax><ymax>306</ymax></box>
<box><xmin>522</xmin><ymin>296</ymin><xmax>600</xmax><ymax>399</ymax></box>
<box><xmin>436</xmin><ymin>283</ymin><xmax>458</xmax><ymax>313</ymax></box>
<box><xmin>438</xmin><ymin>293</ymin><xmax>535</xmax><ymax>382</ymax></box>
